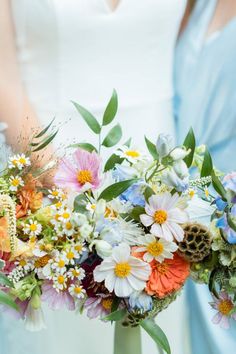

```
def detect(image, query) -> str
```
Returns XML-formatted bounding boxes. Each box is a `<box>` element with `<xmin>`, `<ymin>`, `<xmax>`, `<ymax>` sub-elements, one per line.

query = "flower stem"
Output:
<box><xmin>114</xmin><ymin>321</ymin><xmax>142</xmax><ymax>354</ymax></box>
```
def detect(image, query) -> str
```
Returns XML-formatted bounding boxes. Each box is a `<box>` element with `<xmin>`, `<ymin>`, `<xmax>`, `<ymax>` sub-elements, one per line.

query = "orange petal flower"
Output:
<box><xmin>0</xmin><ymin>217</ymin><xmax>11</xmax><ymax>252</ymax></box>
<box><xmin>146</xmin><ymin>253</ymin><xmax>190</xmax><ymax>298</ymax></box>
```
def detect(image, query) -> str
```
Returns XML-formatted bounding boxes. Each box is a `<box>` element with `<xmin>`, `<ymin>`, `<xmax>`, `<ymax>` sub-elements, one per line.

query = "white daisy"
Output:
<box><xmin>69</xmin><ymin>283</ymin><xmax>86</xmax><ymax>299</ymax></box>
<box><xmin>94</xmin><ymin>243</ymin><xmax>151</xmax><ymax>297</ymax></box>
<box><xmin>140</xmin><ymin>192</ymin><xmax>188</xmax><ymax>242</ymax></box>
<box><xmin>48</xmin><ymin>187</ymin><xmax>66</xmax><ymax>200</ymax></box>
<box><xmin>8</xmin><ymin>154</ymin><xmax>31</xmax><ymax>170</ymax></box>
<box><xmin>51</xmin><ymin>253</ymin><xmax>68</xmax><ymax>274</ymax></box>
<box><xmin>61</xmin><ymin>220</ymin><xmax>75</xmax><ymax>237</ymax></box>
<box><xmin>116</xmin><ymin>146</ymin><xmax>145</xmax><ymax>164</ymax></box>
<box><xmin>53</xmin><ymin>274</ymin><xmax>68</xmax><ymax>291</ymax></box>
<box><xmin>73</xmin><ymin>243</ymin><xmax>86</xmax><ymax>256</ymax></box>
<box><xmin>67</xmin><ymin>266</ymin><xmax>85</xmax><ymax>281</ymax></box>
<box><xmin>9</xmin><ymin>175</ymin><xmax>24</xmax><ymax>192</ymax></box>
<box><xmin>15</xmin><ymin>259</ymin><xmax>33</xmax><ymax>272</ymax></box>
<box><xmin>136</xmin><ymin>234</ymin><xmax>178</xmax><ymax>263</ymax></box>
<box><xmin>23</xmin><ymin>220</ymin><xmax>42</xmax><ymax>237</ymax></box>
<box><xmin>58</xmin><ymin>208</ymin><xmax>72</xmax><ymax>223</ymax></box>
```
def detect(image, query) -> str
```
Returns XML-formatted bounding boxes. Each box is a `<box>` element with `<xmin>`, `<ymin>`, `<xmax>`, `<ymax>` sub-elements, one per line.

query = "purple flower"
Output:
<box><xmin>41</xmin><ymin>281</ymin><xmax>75</xmax><ymax>311</ymax></box>
<box><xmin>84</xmin><ymin>295</ymin><xmax>113</xmax><ymax>320</ymax></box>
<box><xmin>216</xmin><ymin>213</ymin><xmax>236</xmax><ymax>244</ymax></box>
<box><xmin>210</xmin><ymin>292</ymin><xmax>236</xmax><ymax>329</ymax></box>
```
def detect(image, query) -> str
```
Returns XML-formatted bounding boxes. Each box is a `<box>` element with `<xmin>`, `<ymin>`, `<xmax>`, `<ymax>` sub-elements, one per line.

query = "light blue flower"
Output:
<box><xmin>113</xmin><ymin>164</ymin><xmax>137</xmax><ymax>182</ymax></box>
<box><xmin>129</xmin><ymin>291</ymin><xmax>153</xmax><ymax>312</ymax></box>
<box><xmin>120</xmin><ymin>182</ymin><xmax>146</xmax><ymax>207</ymax></box>
<box><xmin>156</xmin><ymin>133</ymin><xmax>173</xmax><ymax>159</ymax></box>
<box><xmin>216</xmin><ymin>214</ymin><xmax>236</xmax><ymax>244</ymax></box>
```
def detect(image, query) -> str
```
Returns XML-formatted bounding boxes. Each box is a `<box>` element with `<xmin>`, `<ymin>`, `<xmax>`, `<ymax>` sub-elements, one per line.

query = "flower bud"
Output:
<box><xmin>170</xmin><ymin>147</ymin><xmax>190</xmax><ymax>161</ymax></box>
<box><xmin>156</xmin><ymin>134</ymin><xmax>173</xmax><ymax>158</ymax></box>
<box><xmin>91</xmin><ymin>240</ymin><xmax>112</xmax><ymax>259</ymax></box>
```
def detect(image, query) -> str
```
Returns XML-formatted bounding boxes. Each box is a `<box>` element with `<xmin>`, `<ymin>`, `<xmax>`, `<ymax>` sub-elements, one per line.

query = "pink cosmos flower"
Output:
<box><xmin>210</xmin><ymin>292</ymin><xmax>236</xmax><ymax>329</ymax></box>
<box><xmin>41</xmin><ymin>281</ymin><xmax>75</xmax><ymax>311</ymax></box>
<box><xmin>140</xmin><ymin>192</ymin><xmax>188</xmax><ymax>242</ymax></box>
<box><xmin>55</xmin><ymin>149</ymin><xmax>102</xmax><ymax>192</ymax></box>
<box><xmin>84</xmin><ymin>294</ymin><xmax>113</xmax><ymax>320</ymax></box>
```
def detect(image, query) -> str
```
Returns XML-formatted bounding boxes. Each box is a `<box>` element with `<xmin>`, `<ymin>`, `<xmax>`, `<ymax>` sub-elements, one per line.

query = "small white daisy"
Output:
<box><xmin>58</xmin><ymin>208</ymin><xmax>72</xmax><ymax>223</ymax></box>
<box><xmin>69</xmin><ymin>283</ymin><xmax>86</xmax><ymax>299</ymax></box>
<box><xmin>53</xmin><ymin>274</ymin><xmax>68</xmax><ymax>291</ymax></box>
<box><xmin>73</xmin><ymin>243</ymin><xmax>86</xmax><ymax>256</ymax></box>
<box><xmin>136</xmin><ymin>234</ymin><xmax>178</xmax><ymax>263</ymax></box>
<box><xmin>67</xmin><ymin>267</ymin><xmax>85</xmax><ymax>281</ymax></box>
<box><xmin>8</xmin><ymin>154</ymin><xmax>30</xmax><ymax>170</ymax></box>
<box><xmin>61</xmin><ymin>220</ymin><xmax>75</xmax><ymax>237</ymax></box>
<box><xmin>9</xmin><ymin>175</ymin><xmax>24</xmax><ymax>192</ymax></box>
<box><xmin>48</xmin><ymin>187</ymin><xmax>65</xmax><ymax>200</ymax></box>
<box><xmin>116</xmin><ymin>146</ymin><xmax>144</xmax><ymax>164</ymax></box>
<box><xmin>23</xmin><ymin>220</ymin><xmax>42</xmax><ymax>237</ymax></box>
<box><xmin>15</xmin><ymin>259</ymin><xmax>33</xmax><ymax>272</ymax></box>
<box><xmin>51</xmin><ymin>253</ymin><xmax>68</xmax><ymax>274</ymax></box>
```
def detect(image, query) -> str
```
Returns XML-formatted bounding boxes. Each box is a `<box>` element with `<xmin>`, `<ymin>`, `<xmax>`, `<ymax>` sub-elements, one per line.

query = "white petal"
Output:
<box><xmin>104</xmin><ymin>272</ymin><xmax>116</xmax><ymax>292</ymax></box>
<box><xmin>161</xmin><ymin>223</ymin><xmax>174</xmax><ymax>241</ymax></box>
<box><xmin>145</xmin><ymin>234</ymin><xmax>156</xmax><ymax>243</ymax></box>
<box><xmin>127</xmin><ymin>274</ymin><xmax>146</xmax><ymax>291</ymax></box>
<box><xmin>143</xmin><ymin>253</ymin><xmax>154</xmax><ymax>263</ymax></box>
<box><xmin>113</xmin><ymin>243</ymin><xmax>130</xmax><ymax>263</ymax></box>
<box><xmin>150</xmin><ymin>223</ymin><xmax>163</xmax><ymax>236</ymax></box>
<box><xmin>167</xmin><ymin>222</ymin><xmax>184</xmax><ymax>242</ymax></box>
<box><xmin>140</xmin><ymin>214</ymin><xmax>153</xmax><ymax>227</ymax></box>
<box><xmin>168</xmin><ymin>208</ymin><xmax>188</xmax><ymax>223</ymax></box>
<box><xmin>114</xmin><ymin>277</ymin><xmax>132</xmax><ymax>297</ymax></box>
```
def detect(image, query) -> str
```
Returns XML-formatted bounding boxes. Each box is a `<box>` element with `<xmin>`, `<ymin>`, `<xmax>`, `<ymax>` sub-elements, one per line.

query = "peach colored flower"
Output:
<box><xmin>0</xmin><ymin>217</ymin><xmax>10</xmax><ymax>252</ymax></box>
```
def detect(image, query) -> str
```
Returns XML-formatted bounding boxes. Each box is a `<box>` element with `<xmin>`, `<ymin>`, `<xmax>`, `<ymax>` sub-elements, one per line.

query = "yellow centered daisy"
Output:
<box><xmin>147</xmin><ymin>241</ymin><xmax>164</xmax><ymax>257</ymax></box>
<box><xmin>125</xmin><ymin>150</ymin><xmax>140</xmax><ymax>158</ymax></box>
<box><xmin>57</xmin><ymin>275</ymin><xmax>65</xmax><ymax>284</ymax></box>
<box><xmin>66</xmin><ymin>251</ymin><xmax>75</xmax><ymax>260</ymax></box>
<box><xmin>102</xmin><ymin>298</ymin><xmax>113</xmax><ymax>310</ymax></box>
<box><xmin>65</xmin><ymin>222</ymin><xmax>73</xmax><ymax>230</ymax></box>
<box><xmin>12</xmin><ymin>159</ymin><xmax>18</xmax><ymax>166</ymax></box>
<box><xmin>218</xmin><ymin>300</ymin><xmax>234</xmax><ymax>316</ymax></box>
<box><xmin>55</xmin><ymin>201</ymin><xmax>63</xmax><ymax>208</ymax></box>
<box><xmin>72</xmin><ymin>269</ymin><xmax>80</xmax><ymax>277</ymax></box>
<box><xmin>114</xmin><ymin>262</ymin><xmax>131</xmax><ymax>278</ymax></box>
<box><xmin>11</xmin><ymin>178</ymin><xmax>20</xmax><ymax>187</ymax></box>
<box><xmin>51</xmin><ymin>190</ymin><xmax>59</xmax><ymax>197</ymax></box>
<box><xmin>19</xmin><ymin>259</ymin><xmax>27</xmax><ymax>267</ymax></box>
<box><xmin>154</xmin><ymin>210</ymin><xmax>167</xmax><ymax>224</ymax></box>
<box><xmin>58</xmin><ymin>259</ymin><xmax>65</xmax><ymax>268</ymax></box>
<box><xmin>19</xmin><ymin>157</ymin><xmax>27</xmax><ymax>164</ymax></box>
<box><xmin>74</xmin><ymin>286</ymin><xmax>82</xmax><ymax>294</ymax></box>
<box><xmin>75</xmin><ymin>244</ymin><xmax>83</xmax><ymax>252</ymax></box>
<box><xmin>29</xmin><ymin>224</ymin><xmax>37</xmax><ymax>232</ymax></box>
<box><xmin>188</xmin><ymin>190</ymin><xmax>195</xmax><ymax>198</ymax></box>
<box><xmin>62</xmin><ymin>212</ymin><xmax>70</xmax><ymax>219</ymax></box>
<box><xmin>77</xmin><ymin>170</ymin><xmax>93</xmax><ymax>185</ymax></box>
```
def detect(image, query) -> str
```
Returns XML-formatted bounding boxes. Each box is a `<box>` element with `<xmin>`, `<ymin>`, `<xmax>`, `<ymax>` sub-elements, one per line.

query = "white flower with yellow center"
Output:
<box><xmin>69</xmin><ymin>283</ymin><xmax>86</xmax><ymax>299</ymax></box>
<box><xmin>67</xmin><ymin>266</ymin><xmax>85</xmax><ymax>281</ymax></box>
<box><xmin>8</xmin><ymin>154</ymin><xmax>31</xmax><ymax>170</ymax></box>
<box><xmin>48</xmin><ymin>187</ymin><xmax>65</xmax><ymax>200</ymax></box>
<box><xmin>15</xmin><ymin>259</ymin><xmax>32</xmax><ymax>272</ymax></box>
<box><xmin>61</xmin><ymin>220</ymin><xmax>75</xmax><ymax>237</ymax></box>
<box><xmin>73</xmin><ymin>243</ymin><xmax>86</xmax><ymax>256</ymax></box>
<box><xmin>116</xmin><ymin>146</ymin><xmax>144</xmax><ymax>164</ymax></box>
<box><xmin>23</xmin><ymin>220</ymin><xmax>42</xmax><ymax>237</ymax></box>
<box><xmin>51</xmin><ymin>253</ymin><xmax>68</xmax><ymax>274</ymax></box>
<box><xmin>94</xmin><ymin>243</ymin><xmax>151</xmax><ymax>297</ymax></box>
<box><xmin>53</xmin><ymin>274</ymin><xmax>68</xmax><ymax>291</ymax></box>
<box><xmin>9</xmin><ymin>175</ymin><xmax>24</xmax><ymax>192</ymax></box>
<box><xmin>136</xmin><ymin>234</ymin><xmax>178</xmax><ymax>263</ymax></box>
<box><xmin>58</xmin><ymin>208</ymin><xmax>72</xmax><ymax>223</ymax></box>
<box><xmin>63</xmin><ymin>248</ymin><xmax>77</xmax><ymax>265</ymax></box>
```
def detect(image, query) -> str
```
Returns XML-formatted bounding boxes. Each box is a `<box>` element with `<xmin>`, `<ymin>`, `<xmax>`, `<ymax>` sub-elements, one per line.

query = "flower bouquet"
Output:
<box><xmin>1</xmin><ymin>91</ymin><xmax>236</xmax><ymax>353</ymax></box>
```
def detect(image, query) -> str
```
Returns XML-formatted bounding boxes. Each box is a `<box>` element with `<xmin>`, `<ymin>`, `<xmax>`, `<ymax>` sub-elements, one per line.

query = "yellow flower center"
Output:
<box><xmin>57</xmin><ymin>275</ymin><xmax>65</xmax><ymax>284</ymax></box>
<box><xmin>19</xmin><ymin>157</ymin><xmax>26</xmax><ymax>164</ymax></box>
<box><xmin>102</xmin><ymin>298</ymin><xmax>113</xmax><ymax>310</ymax></box>
<box><xmin>66</xmin><ymin>251</ymin><xmax>74</xmax><ymax>260</ymax></box>
<box><xmin>62</xmin><ymin>212</ymin><xmax>70</xmax><ymax>219</ymax></box>
<box><xmin>125</xmin><ymin>150</ymin><xmax>140</xmax><ymax>158</ymax></box>
<box><xmin>147</xmin><ymin>241</ymin><xmax>164</xmax><ymax>257</ymax></box>
<box><xmin>218</xmin><ymin>300</ymin><xmax>234</xmax><ymax>316</ymax></box>
<box><xmin>55</xmin><ymin>201</ymin><xmax>63</xmax><ymax>208</ymax></box>
<box><xmin>154</xmin><ymin>210</ymin><xmax>167</xmax><ymax>225</ymax></box>
<box><xmin>114</xmin><ymin>262</ymin><xmax>131</xmax><ymax>278</ymax></box>
<box><xmin>58</xmin><ymin>259</ymin><xmax>65</xmax><ymax>268</ymax></box>
<box><xmin>65</xmin><ymin>222</ymin><xmax>73</xmax><ymax>230</ymax></box>
<box><xmin>19</xmin><ymin>259</ymin><xmax>27</xmax><ymax>267</ymax></box>
<box><xmin>29</xmin><ymin>224</ymin><xmax>37</xmax><ymax>232</ymax></box>
<box><xmin>105</xmin><ymin>207</ymin><xmax>118</xmax><ymax>219</ymax></box>
<box><xmin>12</xmin><ymin>159</ymin><xmax>18</xmax><ymax>166</ymax></box>
<box><xmin>11</xmin><ymin>179</ymin><xmax>20</xmax><ymax>187</ymax></box>
<box><xmin>74</xmin><ymin>286</ymin><xmax>82</xmax><ymax>294</ymax></box>
<box><xmin>189</xmin><ymin>190</ymin><xmax>195</xmax><ymax>198</ymax></box>
<box><xmin>75</xmin><ymin>244</ymin><xmax>82</xmax><ymax>252</ymax></box>
<box><xmin>77</xmin><ymin>170</ymin><xmax>93</xmax><ymax>185</ymax></box>
<box><xmin>72</xmin><ymin>269</ymin><xmax>80</xmax><ymax>277</ymax></box>
<box><xmin>52</xmin><ymin>190</ymin><xmax>59</xmax><ymax>197</ymax></box>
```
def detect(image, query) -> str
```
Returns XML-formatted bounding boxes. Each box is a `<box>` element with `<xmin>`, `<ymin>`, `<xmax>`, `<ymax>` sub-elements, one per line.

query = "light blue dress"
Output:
<box><xmin>174</xmin><ymin>0</ymin><xmax>236</xmax><ymax>353</ymax></box>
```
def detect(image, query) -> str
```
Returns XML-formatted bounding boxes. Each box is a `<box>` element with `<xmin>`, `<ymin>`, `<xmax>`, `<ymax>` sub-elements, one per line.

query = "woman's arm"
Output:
<box><xmin>0</xmin><ymin>0</ymin><xmax>41</xmax><ymax>150</ymax></box>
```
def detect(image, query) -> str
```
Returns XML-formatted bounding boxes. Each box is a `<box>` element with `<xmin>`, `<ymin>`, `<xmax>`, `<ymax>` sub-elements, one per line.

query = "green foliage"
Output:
<box><xmin>74</xmin><ymin>194</ymin><xmax>88</xmax><ymax>213</ymax></box>
<box><xmin>201</xmin><ymin>148</ymin><xmax>213</xmax><ymax>178</ymax></box>
<box><xmin>102</xmin><ymin>124</ymin><xmax>122</xmax><ymax>148</ymax></box>
<box><xmin>141</xmin><ymin>318</ymin><xmax>171</xmax><ymax>354</ymax></box>
<box><xmin>98</xmin><ymin>179</ymin><xmax>138</xmax><ymax>202</ymax></box>
<box><xmin>183</xmin><ymin>128</ymin><xmax>196</xmax><ymax>167</ymax></box>
<box><xmin>103</xmin><ymin>308</ymin><xmax>127</xmax><ymax>322</ymax></box>
<box><xmin>68</xmin><ymin>143</ymin><xmax>98</xmax><ymax>153</ymax></box>
<box><xmin>145</xmin><ymin>136</ymin><xmax>159</xmax><ymax>160</ymax></box>
<box><xmin>72</xmin><ymin>101</ymin><xmax>101</xmax><ymax>134</ymax></box>
<box><xmin>102</xmin><ymin>89</ymin><xmax>118</xmax><ymax>126</ymax></box>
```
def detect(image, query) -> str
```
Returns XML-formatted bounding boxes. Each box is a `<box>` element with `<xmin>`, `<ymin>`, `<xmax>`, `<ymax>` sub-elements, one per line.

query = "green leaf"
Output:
<box><xmin>72</xmin><ymin>101</ymin><xmax>101</xmax><ymax>134</ymax></box>
<box><xmin>129</xmin><ymin>206</ymin><xmax>145</xmax><ymax>222</ymax></box>
<box><xmin>102</xmin><ymin>89</ymin><xmax>118</xmax><ymax>126</ymax></box>
<box><xmin>145</xmin><ymin>136</ymin><xmax>159</xmax><ymax>160</ymax></box>
<box><xmin>104</xmin><ymin>154</ymin><xmax>124</xmax><ymax>172</ymax></box>
<box><xmin>111</xmin><ymin>297</ymin><xmax>121</xmax><ymax>313</ymax></box>
<box><xmin>98</xmin><ymin>179</ymin><xmax>138</xmax><ymax>202</ymax></box>
<box><xmin>183</xmin><ymin>128</ymin><xmax>196</xmax><ymax>167</ymax></box>
<box><xmin>0</xmin><ymin>273</ymin><xmax>13</xmax><ymax>288</ymax></box>
<box><xmin>144</xmin><ymin>186</ymin><xmax>155</xmax><ymax>201</ymax></box>
<box><xmin>34</xmin><ymin>118</ymin><xmax>56</xmax><ymax>139</ymax></box>
<box><xmin>32</xmin><ymin>130</ymin><xmax>58</xmax><ymax>152</ymax></box>
<box><xmin>201</xmin><ymin>148</ymin><xmax>213</xmax><ymax>178</ymax></box>
<box><xmin>74</xmin><ymin>194</ymin><xmax>88</xmax><ymax>213</ymax></box>
<box><xmin>68</xmin><ymin>143</ymin><xmax>98</xmax><ymax>153</ymax></box>
<box><xmin>227</xmin><ymin>213</ymin><xmax>236</xmax><ymax>232</ymax></box>
<box><xmin>0</xmin><ymin>290</ymin><xmax>18</xmax><ymax>310</ymax></box>
<box><xmin>141</xmin><ymin>319</ymin><xmax>171</xmax><ymax>354</ymax></box>
<box><xmin>211</xmin><ymin>172</ymin><xmax>227</xmax><ymax>200</ymax></box>
<box><xmin>102</xmin><ymin>308</ymin><xmax>126</xmax><ymax>322</ymax></box>
<box><xmin>102</xmin><ymin>124</ymin><xmax>122</xmax><ymax>148</ymax></box>
<box><xmin>124</xmin><ymin>137</ymin><xmax>132</xmax><ymax>147</ymax></box>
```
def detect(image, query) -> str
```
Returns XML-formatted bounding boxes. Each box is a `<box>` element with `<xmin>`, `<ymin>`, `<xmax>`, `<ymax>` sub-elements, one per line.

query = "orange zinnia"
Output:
<box><xmin>146</xmin><ymin>253</ymin><xmax>190</xmax><ymax>298</ymax></box>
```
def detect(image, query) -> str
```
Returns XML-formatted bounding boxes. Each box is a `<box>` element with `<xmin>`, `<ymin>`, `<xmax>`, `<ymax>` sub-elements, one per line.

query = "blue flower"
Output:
<box><xmin>215</xmin><ymin>197</ymin><xmax>227</xmax><ymax>212</ymax></box>
<box><xmin>129</xmin><ymin>291</ymin><xmax>153</xmax><ymax>312</ymax></box>
<box><xmin>120</xmin><ymin>182</ymin><xmax>146</xmax><ymax>207</ymax></box>
<box><xmin>216</xmin><ymin>215</ymin><xmax>236</xmax><ymax>244</ymax></box>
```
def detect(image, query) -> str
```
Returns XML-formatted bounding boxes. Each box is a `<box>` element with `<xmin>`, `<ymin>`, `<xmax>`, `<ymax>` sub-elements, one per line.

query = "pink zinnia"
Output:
<box><xmin>210</xmin><ymin>292</ymin><xmax>236</xmax><ymax>329</ymax></box>
<box><xmin>41</xmin><ymin>281</ymin><xmax>75</xmax><ymax>311</ymax></box>
<box><xmin>55</xmin><ymin>149</ymin><xmax>102</xmax><ymax>192</ymax></box>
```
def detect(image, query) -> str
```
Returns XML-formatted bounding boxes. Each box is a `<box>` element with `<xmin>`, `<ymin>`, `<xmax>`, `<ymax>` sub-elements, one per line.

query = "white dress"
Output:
<box><xmin>0</xmin><ymin>1</ymin><xmax>188</xmax><ymax>353</ymax></box>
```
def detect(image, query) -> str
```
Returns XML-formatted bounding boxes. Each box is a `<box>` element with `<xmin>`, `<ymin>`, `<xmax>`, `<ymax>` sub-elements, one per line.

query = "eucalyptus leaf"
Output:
<box><xmin>201</xmin><ymin>148</ymin><xmax>213</xmax><ymax>178</ymax></box>
<box><xmin>103</xmin><ymin>308</ymin><xmax>126</xmax><ymax>322</ymax></box>
<box><xmin>102</xmin><ymin>89</ymin><xmax>118</xmax><ymax>126</ymax></box>
<box><xmin>102</xmin><ymin>124</ymin><xmax>122</xmax><ymax>148</ymax></box>
<box><xmin>145</xmin><ymin>136</ymin><xmax>159</xmax><ymax>160</ymax></box>
<box><xmin>141</xmin><ymin>318</ymin><xmax>171</xmax><ymax>354</ymax></box>
<box><xmin>98</xmin><ymin>179</ymin><xmax>138</xmax><ymax>202</ymax></box>
<box><xmin>104</xmin><ymin>154</ymin><xmax>124</xmax><ymax>172</ymax></box>
<box><xmin>72</xmin><ymin>101</ymin><xmax>101</xmax><ymax>134</ymax></box>
<box><xmin>0</xmin><ymin>259</ymin><xmax>5</xmax><ymax>270</ymax></box>
<box><xmin>183</xmin><ymin>128</ymin><xmax>196</xmax><ymax>167</ymax></box>
<box><xmin>68</xmin><ymin>143</ymin><xmax>98</xmax><ymax>153</ymax></box>
<box><xmin>0</xmin><ymin>290</ymin><xmax>18</xmax><ymax>310</ymax></box>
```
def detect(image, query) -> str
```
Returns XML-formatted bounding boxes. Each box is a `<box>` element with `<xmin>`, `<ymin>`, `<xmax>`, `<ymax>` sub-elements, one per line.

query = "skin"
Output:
<box><xmin>107</xmin><ymin>0</ymin><xmax>120</xmax><ymax>11</ymax></box>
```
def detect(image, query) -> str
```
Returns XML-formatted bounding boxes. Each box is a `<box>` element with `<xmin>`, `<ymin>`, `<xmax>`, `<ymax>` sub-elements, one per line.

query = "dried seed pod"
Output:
<box><xmin>178</xmin><ymin>222</ymin><xmax>212</xmax><ymax>262</ymax></box>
